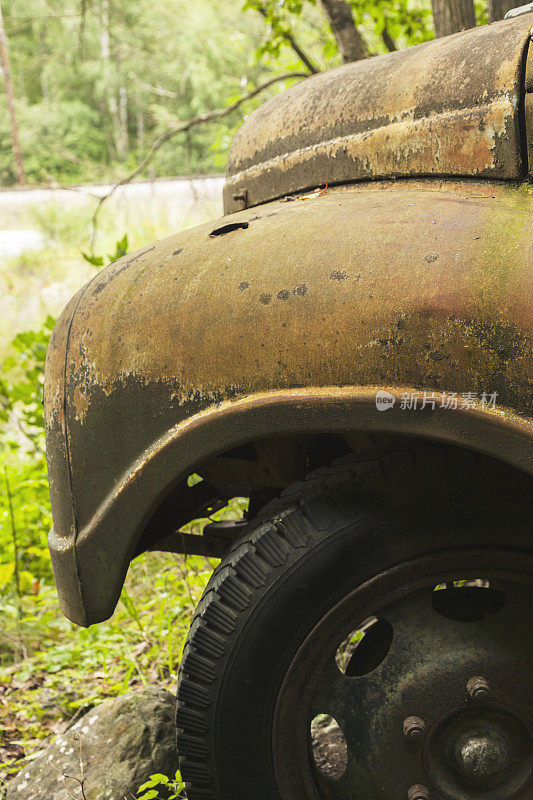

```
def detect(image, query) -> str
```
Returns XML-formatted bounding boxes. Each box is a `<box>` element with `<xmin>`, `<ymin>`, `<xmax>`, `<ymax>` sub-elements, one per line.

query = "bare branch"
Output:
<box><xmin>132</xmin><ymin>76</ymin><xmax>181</xmax><ymax>98</ymax></box>
<box><xmin>255</xmin><ymin>4</ymin><xmax>320</xmax><ymax>74</ymax></box>
<box><xmin>51</xmin><ymin>737</ymin><xmax>87</xmax><ymax>800</ymax></box>
<box><xmin>51</xmin><ymin>767</ymin><xmax>88</xmax><ymax>800</ymax></box>
<box><xmin>89</xmin><ymin>71</ymin><xmax>309</xmax><ymax>252</ymax></box>
<box><xmin>318</xmin><ymin>0</ymin><xmax>367</xmax><ymax>62</ymax></box>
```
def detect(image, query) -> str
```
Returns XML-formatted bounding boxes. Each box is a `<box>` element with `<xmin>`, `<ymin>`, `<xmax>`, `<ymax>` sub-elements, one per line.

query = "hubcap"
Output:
<box><xmin>454</xmin><ymin>730</ymin><xmax>510</xmax><ymax>779</ymax></box>
<box><xmin>273</xmin><ymin>551</ymin><xmax>533</xmax><ymax>800</ymax></box>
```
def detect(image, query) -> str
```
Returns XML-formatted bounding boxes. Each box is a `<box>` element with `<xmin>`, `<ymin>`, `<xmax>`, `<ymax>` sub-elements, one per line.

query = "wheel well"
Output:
<box><xmin>137</xmin><ymin>432</ymin><xmax>531</xmax><ymax>558</ymax></box>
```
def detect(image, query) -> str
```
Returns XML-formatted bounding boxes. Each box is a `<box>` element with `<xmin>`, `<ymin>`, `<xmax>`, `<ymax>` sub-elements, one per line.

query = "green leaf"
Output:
<box><xmin>82</xmin><ymin>252</ymin><xmax>104</xmax><ymax>266</ymax></box>
<box><xmin>149</xmin><ymin>774</ymin><xmax>170</xmax><ymax>783</ymax></box>
<box><xmin>108</xmin><ymin>234</ymin><xmax>129</xmax><ymax>262</ymax></box>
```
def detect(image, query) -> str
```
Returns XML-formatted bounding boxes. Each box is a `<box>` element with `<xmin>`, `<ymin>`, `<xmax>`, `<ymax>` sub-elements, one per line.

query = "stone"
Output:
<box><xmin>7</xmin><ymin>688</ymin><xmax>179</xmax><ymax>800</ymax></box>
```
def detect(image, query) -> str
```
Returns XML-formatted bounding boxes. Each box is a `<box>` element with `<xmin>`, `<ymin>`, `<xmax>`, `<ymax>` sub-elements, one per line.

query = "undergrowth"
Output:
<box><xmin>0</xmin><ymin>242</ymin><xmax>244</xmax><ymax>791</ymax></box>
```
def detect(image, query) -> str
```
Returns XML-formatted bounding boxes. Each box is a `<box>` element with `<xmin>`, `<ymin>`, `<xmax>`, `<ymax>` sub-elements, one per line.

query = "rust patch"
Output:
<box><xmin>330</xmin><ymin>270</ymin><xmax>349</xmax><ymax>281</ymax></box>
<box><xmin>72</xmin><ymin>384</ymin><xmax>90</xmax><ymax>422</ymax></box>
<box><xmin>49</xmin><ymin>180</ymin><xmax>533</xmax><ymax>442</ymax></box>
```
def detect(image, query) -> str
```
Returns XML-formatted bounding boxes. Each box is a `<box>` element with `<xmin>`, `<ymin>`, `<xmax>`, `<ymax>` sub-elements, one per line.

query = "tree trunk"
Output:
<box><xmin>0</xmin><ymin>1</ymin><xmax>25</xmax><ymax>185</ymax></box>
<box><xmin>136</xmin><ymin>104</ymin><xmax>144</xmax><ymax>152</ymax></box>
<box><xmin>100</xmin><ymin>0</ymin><xmax>127</xmax><ymax>161</ymax></box>
<box><xmin>431</xmin><ymin>0</ymin><xmax>476</xmax><ymax>37</ymax></box>
<box><xmin>488</xmin><ymin>0</ymin><xmax>516</xmax><ymax>21</ymax></box>
<box><xmin>319</xmin><ymin>0</ymin><xmax>367</xmax><ymax>62</ymax></box>
<box><xmin>118</xmin><ymin>84</ymin><xmax>129</xmax><ymax>157</ymax></box>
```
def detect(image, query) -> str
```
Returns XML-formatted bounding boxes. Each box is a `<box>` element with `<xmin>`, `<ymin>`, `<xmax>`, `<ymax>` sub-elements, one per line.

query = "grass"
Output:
<box><xmin>0</xmin><ymin>498</ymin><xmax>246</xmax><ymax>786</ymax></box>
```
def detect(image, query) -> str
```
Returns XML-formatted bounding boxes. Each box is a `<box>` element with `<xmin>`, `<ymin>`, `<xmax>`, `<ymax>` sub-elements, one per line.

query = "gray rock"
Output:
<box><xmin>8</xmin><ymin>688</ymin><xmax>179</xmax><ymax>800</ymax></box>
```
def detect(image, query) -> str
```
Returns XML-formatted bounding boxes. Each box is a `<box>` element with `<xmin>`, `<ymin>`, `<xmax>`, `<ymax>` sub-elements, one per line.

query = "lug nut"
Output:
<box><xmin>403</xmin><ymin>716</ymin><xmax>426</xmax><ymax>742</ymax></box>
<box><xmin>467</xmin><ymin>676</ymin><xmax>491</xmax><ymax>702</ymax></box>
<box><xmin>408</xmin><ymin>785</ymin><xmax>430</xmax><ymax>800</ymax></box>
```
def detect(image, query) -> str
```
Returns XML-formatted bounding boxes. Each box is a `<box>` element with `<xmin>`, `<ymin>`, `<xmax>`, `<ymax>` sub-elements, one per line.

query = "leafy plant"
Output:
<box><xmin>0</xmin><ymin>308</ymin><xmax>245</xmax><ymax>783</ymax></box>
<box><xmin>82</xmin><ymin>234</ymin><xmax>129</xmax><ymax>267</ymax></box>
<box><xmin>137</xmin><ymin>770</ymin><xmax>186</xmax><ymax>800</ymax></box>
<box><xmin>0</xmin><ymin>317</ymin><xmax>55</xmax><ymax>627</ymax></box>
<box><xmin>0</xmin><ymin>315</ymin><xmax>54</xmax><ymax>454</ymax></box>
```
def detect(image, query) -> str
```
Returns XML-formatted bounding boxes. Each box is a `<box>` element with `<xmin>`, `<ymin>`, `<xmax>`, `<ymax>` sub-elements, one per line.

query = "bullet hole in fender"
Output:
<box><xmin>209</xmin><ymin>222</ymin><xmax>249</xmax><ymax>237</ymax></box>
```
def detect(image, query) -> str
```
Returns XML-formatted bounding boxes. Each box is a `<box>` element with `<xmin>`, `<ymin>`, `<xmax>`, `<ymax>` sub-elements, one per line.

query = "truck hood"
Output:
<box><xmin>224</xmin><ymin>15</ymin><xmax>533</xmax><ymax>213</ymax></box>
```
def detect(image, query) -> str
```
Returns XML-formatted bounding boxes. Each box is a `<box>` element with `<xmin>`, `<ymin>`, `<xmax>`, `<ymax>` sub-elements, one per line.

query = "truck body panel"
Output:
<box><xmin>45</xmin><ymin>180</ymin><xmax>533</xmax><ymax>625</ymax></box>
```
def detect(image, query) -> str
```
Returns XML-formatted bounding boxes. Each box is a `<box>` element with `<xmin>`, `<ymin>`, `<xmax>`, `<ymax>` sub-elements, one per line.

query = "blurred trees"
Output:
<box><xmin>0</xmin><ymin>1</ymin><xmax>25</xmax><ymax>183</ymax></box>
<box><xmin>0</xmin><ymin>0</ymin><xmax>271</xmax><ymax>184</ymax></box>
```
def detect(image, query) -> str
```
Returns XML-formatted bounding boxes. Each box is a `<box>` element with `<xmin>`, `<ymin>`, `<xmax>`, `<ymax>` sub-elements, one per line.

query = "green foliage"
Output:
<box><xmin>0</xmin><ymin>293</ymin><xmax>244</xmax><ymax>786</ymax></box>
<box><xmin>83</xmin><ymin>233</ymin><xmax>129</xmax><ymax>267</ymax></box>
<box><xmin>243</xmin><ymin>0</ymin><xmax>434</xmax><ymax>67</ymax></box>
<box><xmin>0</xmin><ymin>316</ymin><xmax>55</xmax><ymax>650</ymax></box>
<box><xmin>0</xmin><ymin>315</ymin><xmax>54</xmax><ymax>452</ymax></box>
<box><xmin>351</xmin><ymin>0</ymin><xmax>434</xmax><ymax>49</ymax></box>
<box><xmin>0</xmin><ymin>0</ymin><xmax>494</xmax><ymax>186</ymax></box>
<box><xmin>0</xmin><ymin>101</ymin><xmax>108</xmax><ymax>186</ymax></box>
<box><xmin>137</xmin><ymin>770</ymin><xmax>186</xmax><ymax>800</ymax></box>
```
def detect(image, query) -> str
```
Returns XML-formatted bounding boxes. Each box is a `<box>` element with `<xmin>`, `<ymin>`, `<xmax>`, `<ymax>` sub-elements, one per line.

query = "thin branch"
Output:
<box><xmin>256</xmin><ymin>4</ymin><xmax>320</xmax><ymax>75</ymax></box>
<box><xmin>89</xmin><ymin>71</ymin><xmax>309</xmax><ymax>252</ymax></box>
<box><xmin>51</xmin><ymin>767</ymin><xmax>87</xmax><ymax>800</ymax></box>
<box><xmin>51</xmin><ymin>737</ymin><xmax>87</xmax><ymax>800</ymax></box>
<box><xmin>132</xmin><ymin>76</ymin><xmax>181</xmax><ymax>98</ymax></box>
<box><xmin>3</xmin><ymin>467</ymin><xmax>22</xmax><ymax>619</ymax></box>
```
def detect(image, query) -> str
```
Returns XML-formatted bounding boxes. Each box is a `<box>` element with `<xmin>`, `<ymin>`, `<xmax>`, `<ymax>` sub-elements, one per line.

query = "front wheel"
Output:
<box><xmin>176</xmin><ymin>445</ymin><xmax>533</xmax><ymax>800</ymax></box>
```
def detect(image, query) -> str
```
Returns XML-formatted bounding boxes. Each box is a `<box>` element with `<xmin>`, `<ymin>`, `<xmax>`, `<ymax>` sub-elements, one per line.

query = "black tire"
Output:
<box><xmin>176</xmin><ymin>443</ymin><xmax>532</xmax><ymax>800</ymax></box>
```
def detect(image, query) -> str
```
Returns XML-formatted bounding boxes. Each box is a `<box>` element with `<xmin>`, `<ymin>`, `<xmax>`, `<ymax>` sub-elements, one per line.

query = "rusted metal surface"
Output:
<box><xmin>44</xmin><ymin>179</ymin><xmax>532</xmax><ymax>625</ymax></box>
<box><xmin>224</xmin><ymin>16</ymin><xmax>533</xmax><ymax>214</ymax></box>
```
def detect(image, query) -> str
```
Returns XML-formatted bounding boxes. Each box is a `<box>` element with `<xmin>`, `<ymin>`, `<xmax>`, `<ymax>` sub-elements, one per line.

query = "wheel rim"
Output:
<box><xmin>272</xmin><ymin>549</ymin><xmax>533</xmax><ymax>800</ymax></box>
